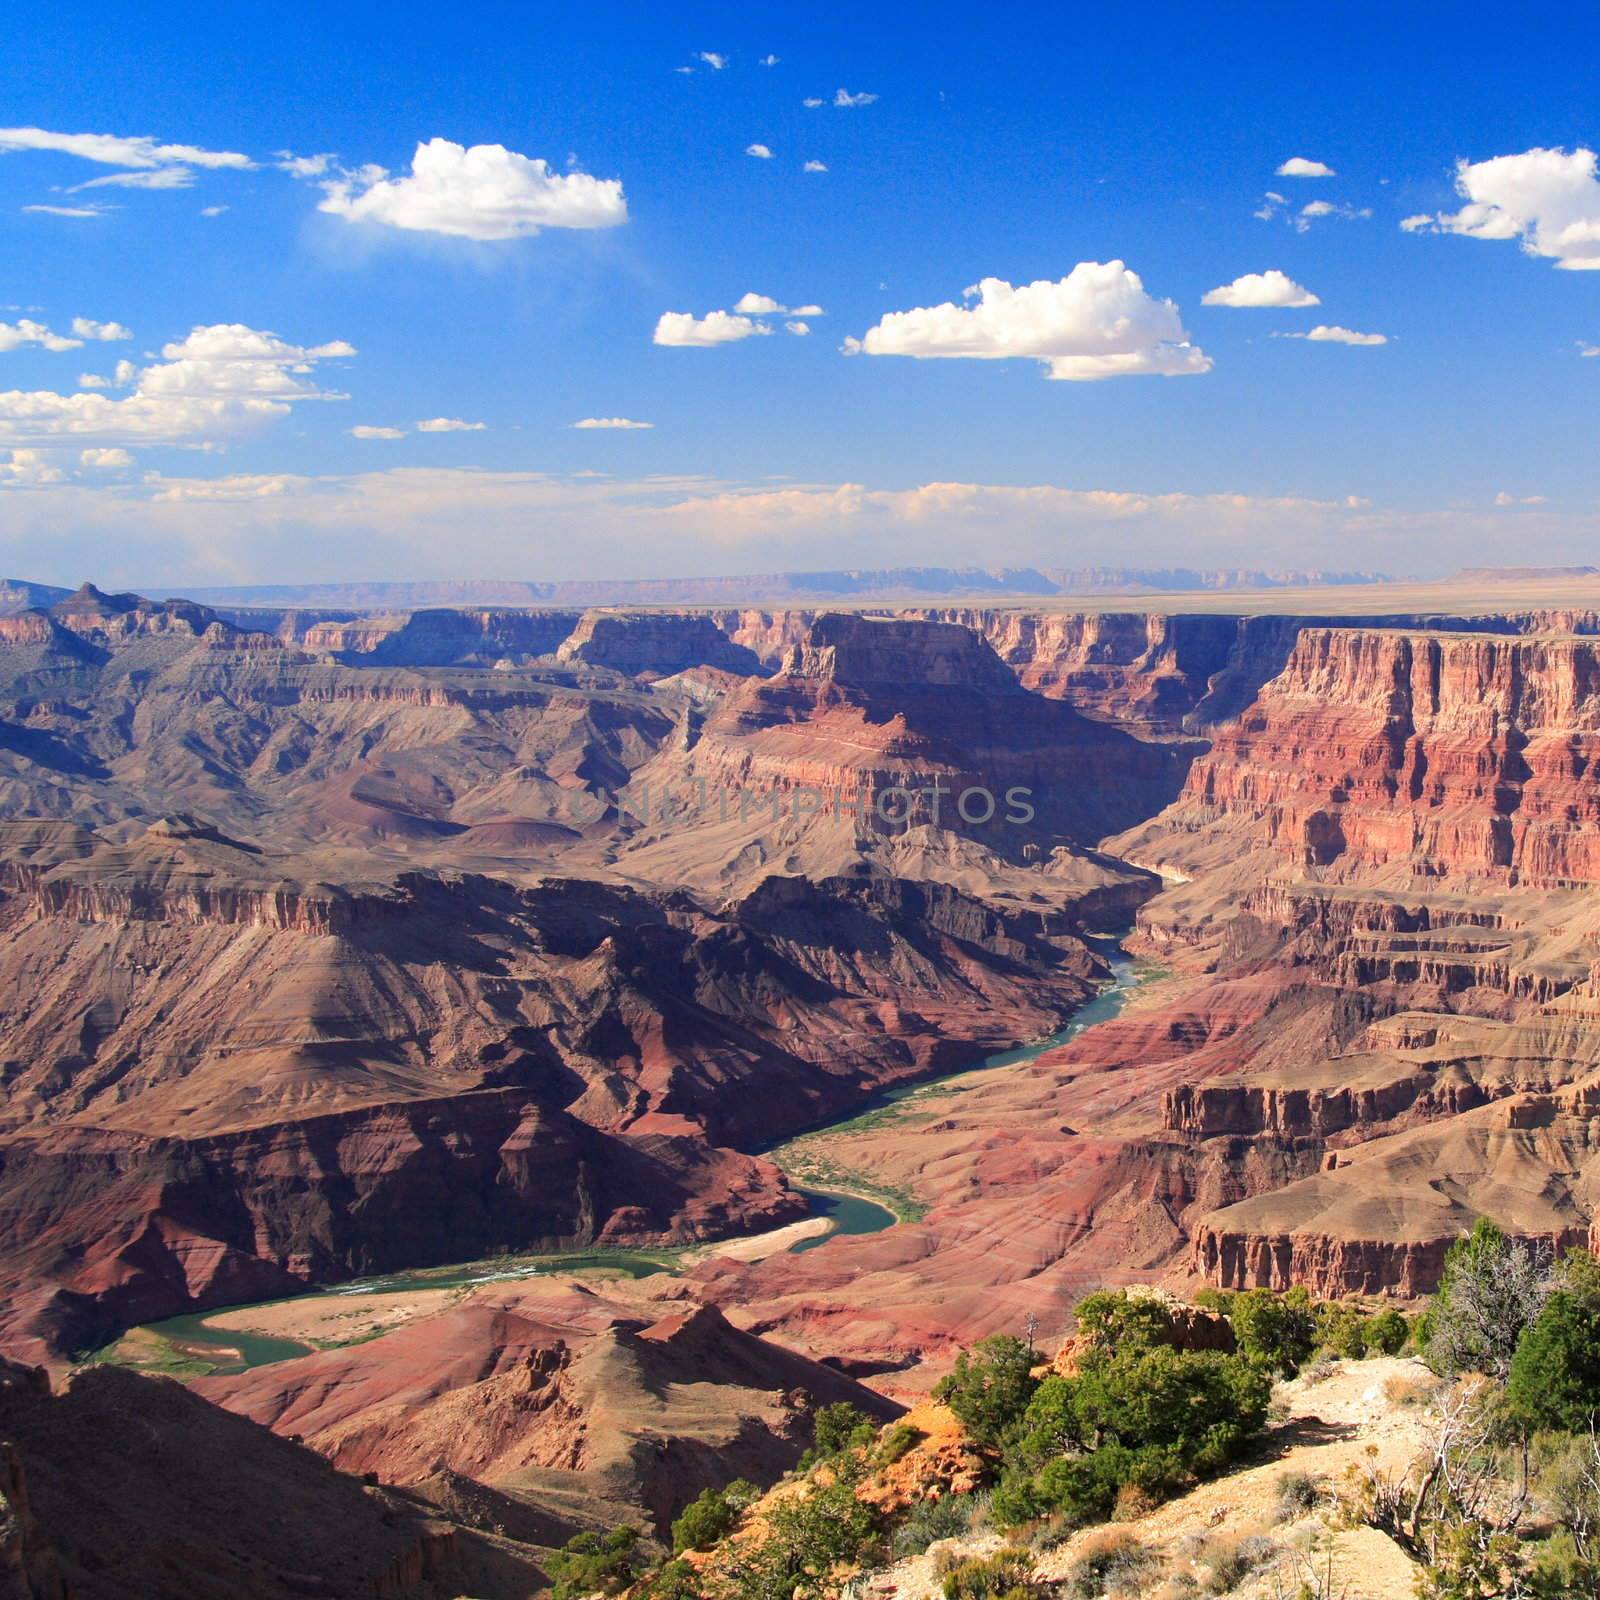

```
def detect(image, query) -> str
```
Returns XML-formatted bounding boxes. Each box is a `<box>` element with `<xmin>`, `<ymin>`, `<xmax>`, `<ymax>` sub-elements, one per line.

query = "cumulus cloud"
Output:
<box><xmin>0</xmin><ymin>449</ymin><xmax>67</xmax><ymax>487</ymax></box>
<box><xmin>734</xmin><ymin>292</ymin><xmax>785</xmax><ymax>313</ymax></box>
<box><xmin>200</xmin><ymin>205</ymin><xmax>227</xmax><ymax>217</ymax></box>
<box><xmin>1298</xmin><ymin>199</ymin><xmax>1371</xmax><ymax>230</ymax></box>
<box><xmin>71</xmin><ymin>318</ymin><xmax>132</xmax><ymax>341</ymax></box>
<box><xmin>80</xmin><ymin>447</ymin><xmax>132</xmax><ymax>468</ymax></box>
<box><xmin>802</xmin><ymin>97</ymin><xmax>824</xmax><ymax>108</ymax></box>
<box><xmin>1201</xmin><ymin>270</ymin><xmax>1319</xmax><ymax>308</ymax></box>
<box><xmin>845</xmin><ymin>262</ymin><xmax>1210</xmax><ymax>381</ymax></box>
<box><xmin>745</xmin><ymin>143</ymin><xmax>774</xmax><ymax>159</ymax></box>
<box><xmin>350</xmin><ymin>424</ymin><xmax>405</xmax><ymax>439</ymax></box>
<box><xmin>696</xmin><ymin>51</ymin><xmax>727</xmax><ymax>69</ymax></box>
<box><xmin>803</xmin><ymin>160</ymin><xmax>828</xmax><ymax>173</ymax></box>
<box><xmin>77</xmin><ymin>373</ymin><xmax>109</xmax><ymax>389</ymax></box>
<box><xmin>0</xmin><ymin>320</ymin><xmax>83</xmax><ymax>353</ymax></box>
<box><xmin>573</xmin><ymin>416</ymin><xmax>653</xmax><ymax>429</ymax></box>
<box><xmin>790</xmin><ymin>303</ymin><xmax>824</xmax><ymax>316</ymax></box>
<box><xmin>317</xmin><ymin>138</ymin><xmax>627</xmax><ymax>241</ymax></box>
<box><xmin>0</xmin><ymin>321</ymin><xmax>353</xmax><ymax>448</ymax></box>
<box><xmin>759</xmin><ymin>54</ymin><xmax>779</xmax><ymax>66</ymax></box>
<box><xmin>786</xmin><ymin>320</ymin><xmax>811</xmax><ymax>335</ymax></box>
<box><xmin>653</xmin><ymin>310</ymin><xmax>771</xmax><ymax>346</ymax></box>
<box><xmin>415</xmin><ymin>416</ymin><xmax>485</xmax><ymax>432</ymax></box>
<box><xmin>1401</xmin><ymin>146</ymin><xmax>1600</xmax><ymax>270</ymax></box>
<box><xmin>1579</xmin><ymin>342</ymin><xmax>1600</xmax><ymax>358</ymax></box>
<box><xmin>276</xmin><ymin>151</ymin><xmax>334</xmax><ymax>178</ymax></box>
<box><xmin>0</xmin><ymin>126</ymin><xmax>252</xmax><ymax>170</ymax></box>
<box><xmin>1278</xmin><ymin>325</ymin><xmax>1388</xmax><ymax>345</ymax></box>
<box><xmin>1276</xmin><ymin>157</ymin><xmax>1335</xmax><ymax>178</ymax></box>
<box><xmin>832</xmin><ymin>88</ymin><xmax>877</xmax><ymax>106</ymax></box>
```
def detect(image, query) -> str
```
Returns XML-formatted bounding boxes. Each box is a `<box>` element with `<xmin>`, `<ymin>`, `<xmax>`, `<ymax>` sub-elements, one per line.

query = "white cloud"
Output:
<box><xmin>77</xmin><ymin>373</ymin><xmax>109</xmax><ymax>389</ymax></box>
<box><xmin>0</xmin><ymin>126</ymin><xmax>252</xmax><ymax>170</ymax></box>
<box><xmin>276</xmin><ymin>151</ymin><xmax>334</xmax><ymax>178</ymax></box>
<box><xmin>786</xmin><ymin>320</ymin><xmax>811</xmax><ymax>336</ymax></box>
<box><xmin>0</xmin><ymin>322</ymin><xmax>352</xmax><ymax>447</ymax></box>
<box><xmin>0</xmin><ymin>320</ymin><xmax>83</xmax><ymax>353</ymax></box>
<box><xmin>200</xmin><ymin>205</ymin><xmax>227</xmax><ymax>217</ymax></box>
<box><xmin>1297</xmin><ymin>199</ymin><xmax>1371</xmax><ymax>230</ymax></box>
<box><xmin>317</xmin><ymin>138</ymin><xmax>627</xmax><ymax>241</ymax></box>
<box><xmin>734</xmin><ymin>292</ymin><xmax>785</xmax><ymax>314</ymax></box>
<box><xmin>71</xmin><ymin>318</ymin><xmax>132</xmax><ymax>342</ymax></box>
<box><xmin>1276</xmin><ymin>157</ymin><xmax>1335</xmax><ymax>178</ymax></box>
<box><xmin>803</xmin><ymin>160</ymin><xmax>828</xmax><ymax>173</ymax></box>
<box><xmin>1278</xmin><ymin>325</ymin><xmax>1388</xmax><ymax>346</ymax></box>
<box><xmin>350</xmin><ymin>424</ymin><xmax>406</xmax><ymax>439</ymax></box>
<box><xmin>790</xmin><ymin>303</ymin><xmax>824</xmax><ymax>316</ymax></box>
<box><xmin>760</xmin><ymin>54</ymin><xmax>779</xmax><ymax>66</ymax></box>
<box><xmin>1579</xmin><ymin>342</ymin><xmax>1600</xmax><ymax>358</ymax></box>
<box><xmin>745</xmin><ymin>143</ymin><xmax>774</xmax><ymax>159</ymax></box>
<box><xmin>20</xmin><ymin>204</ymin><xmax>109</xmax><ymax>218</ymax></box>
<box><xmin>845</xmin><ymin>262</ymin><xmax>1210</xmax><ymax>381</ymax></box>
<box><xmin>1401</xmin><ymin>146</ymin><xmax>1600</xmax><ymax>270</ymax></box>
<box><xmin>1494</xmin><ymin>490</ymin><xmax>1547</xmax><ymax>506</ymax></box>
<box><xmin>0</xmin><ymin>449</ymin><xmax>66</xmax><ymax>487</ymax></box>
<box><xmin>833</xmin><ymin>88</ymin><xmax>877</xmax><ymax>107</ymax></box>
<box><xmin>80</xmin><ymin>447</ymin><xmax>132</xmax><ymax>469</ymax></box>
<box><xmin>149</xmin><ymin>473</ymin><xmax>300</xmax><ymax>502</ymax></box>
<box><xmin>1201</xmin><ymin>270</ymin><xmax>1319</xmax><ymax>309</ymax></box>
<box><xmin>68</xmin><ymin>166</ymin><xmax>196</xmax><ymax>192</ymax></box>
<box><xmin>802</xmin><ymin>97</ymin><xmax>824</xmax><ymax>108</ymax></box>
<box><xmin>573</xmin><ymin>416</ymin><xmax>653</xmax><ymax>429</ymax></box>
<box><xmin>653</xmin><ymin>310</ymin><xmax>771</xmax><ymax>346</ymax></box>
<box><xmin>696</xmin><ymin>51</ymin><xmax>727</xmax><ymax>69</ymax></box>
<box><xmin>415</xmin><ymin>416</ymin><xmax>485</xmax><ymax>432</ymax></box>
<box><xmin>159</xmin><ymin>325</ymin><xmax>355</xmax><ymax>363</ymax></box>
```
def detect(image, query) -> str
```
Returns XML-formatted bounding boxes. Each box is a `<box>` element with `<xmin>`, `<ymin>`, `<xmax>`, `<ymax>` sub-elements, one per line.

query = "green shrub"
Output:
<box><xmin>1419</xmin><ymin>1219</ymin><xmax>1549</xmax><ymax>1379</ymax></box>
<box><xmin>1273</xmin><ymin>1469</ymin><xmax>1320</xmax><ymax>1522</ymax></box>
<box><xmin>995</xmin><ymin>1336</ymin><xmax>1270</xmax><ymax>1533</ymax></box>
<box><xmin>1508</xmin><ymin>1252</ymin><xmax>1600</xmax><ymax>1432</ymax></box>
<box><xmin>547</xmin><ymin>1526</ymin><xmax>642</xmax><ymax>1600</ymax></box>
<box><xmin>811</xmin><ymin>1400</ymin><xmax>876</xmax><ymax>1459</ymax></box>
<box><xmin>1364</xmin><ymin>1306</ymin><xmax>1410</xmax><ymax>1355</ymax></box>
<box><xmin>876</xmin><ymin>1420</ymin><xmax>925</xmax><ymax>1466</ymax></box>
<box><xmin>1229</xmin><ymin>1287</ymin><xmax>1316</xmax><ymax>1375</ymax></box>
<box><xmin>725</xmin><ymin>1479</ymin><xmax>882</xmax><ymax>1600</ymax></box>
<box><xmin>890</xmin><ymin>1492</ymin><xmax>977</xmax><ymax>1557</ymax></box>
<box><xmin>671</xmin><ymin>1480</ymin><xmax>757</xmax><ymax>1553</ymax></box>
<box><xmin>1062</xmin><ymin>1528</ymin><xmax>1156</xmax><ymax>1597</ymax></box>
<box><xmin>1197</xmin><ymin>1532</ymin><xmax>1275</xmax><ymax>1594</ymax></box>
<box><xmin>935</xmin><ymin>1335</ymin><xmax>1041</xmax><ymax>1450</ymax></box>
<box><xmin>634</xmin><ymin>1558</ymin><xmax>705</xmax><ymax>1600</ymax></box>
<box><xmin>939</xmin><ymin>1547</ymin><xmax>1038</xmax><ymax>1600</ymax></box>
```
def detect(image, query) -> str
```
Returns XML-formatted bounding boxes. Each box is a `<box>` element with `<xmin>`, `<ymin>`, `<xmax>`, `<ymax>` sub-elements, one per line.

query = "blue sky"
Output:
<box><xmin>4</xmin><ymin>0</ymin><xmax>1600</xmax><ymax>587</ymax></box>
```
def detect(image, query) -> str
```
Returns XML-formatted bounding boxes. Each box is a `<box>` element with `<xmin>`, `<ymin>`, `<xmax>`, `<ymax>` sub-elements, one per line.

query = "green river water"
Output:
<box><xmin>118</xmin><ymin>938</ymin><xmax>1147</xmax><ymax>1375</ymax></box>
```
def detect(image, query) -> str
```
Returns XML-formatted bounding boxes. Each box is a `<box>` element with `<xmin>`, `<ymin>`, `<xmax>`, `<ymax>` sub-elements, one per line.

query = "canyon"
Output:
<box><xmin>8</xmin><ymin>572</ymin><xmax>1600</xmax><ymax>1593</ymax></box>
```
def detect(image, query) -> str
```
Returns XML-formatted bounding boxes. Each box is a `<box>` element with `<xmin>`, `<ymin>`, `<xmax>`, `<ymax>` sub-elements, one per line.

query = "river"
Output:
<box><xmin>115</xmin><ymin>935</ymin><xmax>1149</xmax><ymax>1374</ymax></box>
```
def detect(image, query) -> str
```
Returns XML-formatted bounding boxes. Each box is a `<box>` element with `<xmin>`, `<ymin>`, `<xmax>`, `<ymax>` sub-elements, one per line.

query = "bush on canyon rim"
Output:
<box><xmin>1508</xmin><ymin>1252</ymin><xmax>1600</xmax><ymax>1433</ymax></box>
<box><xmin>672</xmin><ymin>1480</ymin><xmax>759</xmax><ymax>1554</ymax></box>
<box><xmin>934</xmin><ymin>1335</ymin><xmax>1040</xmax><ymax>1450</ymax></box>
<box><xmin>990</xmin><ymin>1295</ymin><xmax>1270</xmax><ymax>1531</ymax></box>
<box><xmin>547</xmin><ymin>1525</ymin><xmax>643</xmax><ymax>1600</ymax></box>
<box><xmin>1419</xmin><ymin>1219</ymin><xmax>1551</xmax><ymax>1380</ymax></box>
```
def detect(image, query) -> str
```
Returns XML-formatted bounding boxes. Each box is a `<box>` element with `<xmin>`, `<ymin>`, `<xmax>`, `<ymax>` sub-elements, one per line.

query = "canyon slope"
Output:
<box><xmin>14</xmin><ymin>578</ymin><xmax>1600</xmax><ymax>1556</ymax></box>
<box><xmin>0</xmin><ymin>589</ymin><xmax>1158</xmax><ymax>1362</ymax></box>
